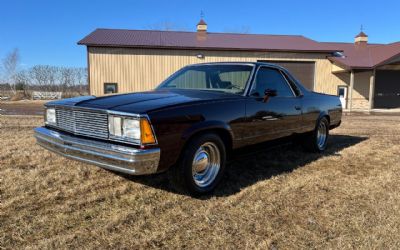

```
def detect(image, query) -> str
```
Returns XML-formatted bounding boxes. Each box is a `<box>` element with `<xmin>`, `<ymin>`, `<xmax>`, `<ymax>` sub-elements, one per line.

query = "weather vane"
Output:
<box><xmin>200</xmin><ymin>10</ymin><xmax>205</xmax><ymax>19</ymax></box>
<box><xmin>360</xmin><ymin>24</ymin><xmax>364</xmax><ymax>32</ymax></box>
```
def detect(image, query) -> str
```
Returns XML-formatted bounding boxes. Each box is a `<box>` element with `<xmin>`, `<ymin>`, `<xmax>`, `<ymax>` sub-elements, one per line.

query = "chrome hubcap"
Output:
<box><xmin>192</xmin><ymin>142</ymin><xmax>221</xmax><ymax>188</ymax></box>
<box><xmin>317</xmin><ymin>121</ymin><xmax>327</xmax><ymax>149</ymax></box>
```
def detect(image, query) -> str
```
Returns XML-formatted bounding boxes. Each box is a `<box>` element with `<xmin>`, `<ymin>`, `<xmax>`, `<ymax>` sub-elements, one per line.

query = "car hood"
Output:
<box><xmin>46</xmin><ymin>89</ymin><xmax>240</xmax><ymax>114</ymax></box>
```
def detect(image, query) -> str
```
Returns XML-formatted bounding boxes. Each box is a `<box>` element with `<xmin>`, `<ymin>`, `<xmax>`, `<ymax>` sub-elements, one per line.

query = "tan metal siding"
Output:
<box><xmin>88</xmin><ymin>47</ymin><xmax>348</xmax><ymax>97</ymax></box>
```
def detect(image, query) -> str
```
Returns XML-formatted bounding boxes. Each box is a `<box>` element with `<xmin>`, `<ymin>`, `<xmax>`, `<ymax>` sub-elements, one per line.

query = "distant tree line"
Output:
<box><xmin>0</xmin><ymin>48</ymin><xmax>88</xmax><ymax>98</ymax></box>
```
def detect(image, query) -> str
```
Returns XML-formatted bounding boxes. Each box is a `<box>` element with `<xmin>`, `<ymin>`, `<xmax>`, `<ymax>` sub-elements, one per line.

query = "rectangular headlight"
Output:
<box><xmin>109</xmin><ymin>115</ymin><xmax>140</xmax><ymax>140</ymax></box>
<box><xmin>108</xmin><ymin>115</ymin><xmax>156</xmax><ymax>145</ymax></box>
<box><xmin>45</xmin><ymin>108</ymin><xmax>56</xmax><ymax>125</ymax></box>
<box><xmin>109</xmin><ymin>116</ymin><xmax>122</xmax><ymax>137</ymax></box>
<box><xmin>122</xmin><ymin>118</ymin><xmax>140</xmax><ymax>139</ymax></box>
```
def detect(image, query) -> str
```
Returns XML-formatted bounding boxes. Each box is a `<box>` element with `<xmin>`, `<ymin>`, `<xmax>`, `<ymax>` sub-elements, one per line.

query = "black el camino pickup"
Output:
<box><xmin>34</xmin><ymin>62</ymin><xmax>342</xmax><ymax>195</ymax></box>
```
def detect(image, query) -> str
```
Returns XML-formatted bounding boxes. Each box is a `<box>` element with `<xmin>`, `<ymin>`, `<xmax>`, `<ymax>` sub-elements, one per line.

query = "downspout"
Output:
<box><xmin>368</xmin><ymin>69</ymin><xmax>376</xmax><ymax>111</ymax></box>
<box><xmin>349</xmin><ymin>70</ymin><xmax>354</xmax><ymax>112</ymax></box>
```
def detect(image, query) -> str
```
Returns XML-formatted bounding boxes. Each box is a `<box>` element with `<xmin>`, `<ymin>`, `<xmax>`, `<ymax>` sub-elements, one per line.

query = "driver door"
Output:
<box><xmin>243</xmin><ymin>66</ymin><xmax>303</xmax><ymax>145</ymax></box>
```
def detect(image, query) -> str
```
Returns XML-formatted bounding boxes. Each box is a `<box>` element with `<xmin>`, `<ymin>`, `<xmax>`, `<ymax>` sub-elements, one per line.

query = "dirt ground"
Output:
<box><xmin>0</xmin><ymin>100</ymin><xmax>46</xmax><ymax>116</ymax></box>
<box><xmin>1</xmin><ymin>114</ymin><xmax>400</xmax><ymax>249</ymax></box>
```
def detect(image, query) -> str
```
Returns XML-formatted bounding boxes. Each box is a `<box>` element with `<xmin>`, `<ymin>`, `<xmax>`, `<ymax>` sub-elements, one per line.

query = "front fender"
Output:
<box><xmin>181</xmin><ymin>120</ymin><xmax>234</xmax><ymax>141</ymax></box>
<box><xmin>154</xmin><ymin>120</ymin><xmax>234</xmax><ymax>173</ymax></box>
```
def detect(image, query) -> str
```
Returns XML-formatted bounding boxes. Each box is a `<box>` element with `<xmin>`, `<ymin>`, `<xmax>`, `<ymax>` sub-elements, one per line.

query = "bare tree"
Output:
<box><xmin>28</xmin><ymin>65</ymin><xmax>87</xmax><ymax>94</ymax></box>
<box><xmin>15</xmin><ymin>69</ymin><xmax>30</xmax><ymax>90</ymax></box>
<box><xmin>74</xmin><ymin>68</ymin><xmax>88</xmax><ymax>95</ymax></box>
<box><xmin>30</xmin><ymin>65</ymin><xmax>48</xmax><ymax>87</ymax></box>
<box><xmin>60</xmin><ymin>67</ymin><xmax>75</xmax><ymax>93</ymax></box>
<box><xmin>48</xmin><ymin>66</ymin><xmax>59</xmax><ymax>88</ymax></box>
<box><xmin>29</xmin><ymin>65</ymin><xmax>59</xmax><ymax>91</ymax></box>
<box><xmin>1</xmin><ymin>50</ymin><xmax>88</xmax><ymax>98</ymax></box>
<box><xmin>0</xmin><ymin>64</ymin><xmax>4</xmax><ymax>84</ymax></box>
<box><xmin>2</xmin><ymin>48</ymin><xmax>20</xmax><ymax>94</ymax></box>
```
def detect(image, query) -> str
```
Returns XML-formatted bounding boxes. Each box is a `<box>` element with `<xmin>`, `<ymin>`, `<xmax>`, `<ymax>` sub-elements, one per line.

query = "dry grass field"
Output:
<box><xmin>1</xmin><ymin>114</ymin><xmax>400</xmax><ymax>249</ymax></box>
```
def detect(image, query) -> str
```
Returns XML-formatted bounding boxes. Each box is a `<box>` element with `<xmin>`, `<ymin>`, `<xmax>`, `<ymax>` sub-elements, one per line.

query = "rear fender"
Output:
<box><xmin>317</xmin><ymin>111</ymin><xmax>330</xmax><ymax>125</ymax></box>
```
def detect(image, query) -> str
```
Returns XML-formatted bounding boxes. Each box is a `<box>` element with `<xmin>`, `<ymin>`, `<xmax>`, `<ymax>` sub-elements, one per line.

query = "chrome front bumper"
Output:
<box><xmin>34</xmin><ymin>127</ymin><xmax>160</xmax><ymax>175</ymax></box>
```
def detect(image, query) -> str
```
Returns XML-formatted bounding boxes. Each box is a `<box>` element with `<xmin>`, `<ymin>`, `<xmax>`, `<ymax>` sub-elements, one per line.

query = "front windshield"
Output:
<box><xmin>157</xmin><ymin>64</ymin><xmax>254</xmax><ymax>95</ymax></box>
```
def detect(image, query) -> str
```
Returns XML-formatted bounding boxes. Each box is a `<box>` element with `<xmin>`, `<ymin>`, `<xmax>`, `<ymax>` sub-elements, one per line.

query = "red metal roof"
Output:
<box><xmin>78</xmin><ymin>28</ymin><xmax>400</xmax><ymax>69</ymax></box>
<box><xmin>322</xmin><ymin>42</ymin><xmax>400</xmax><ymax>69</ymax></box>
<box><xmin>78</xmin><ymin>28</ymin><xmax>339</xmax><ymax>53</ymax></box>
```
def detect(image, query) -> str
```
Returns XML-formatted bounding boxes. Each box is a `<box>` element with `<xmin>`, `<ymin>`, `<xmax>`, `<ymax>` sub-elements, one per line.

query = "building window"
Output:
<box><xmin>104</xmin><ymin>83</ymin><xmax>118</xmax><ymax>94</ymax></box>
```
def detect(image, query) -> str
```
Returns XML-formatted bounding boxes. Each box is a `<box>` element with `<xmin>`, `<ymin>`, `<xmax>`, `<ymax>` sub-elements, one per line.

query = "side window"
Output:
<box><xmin>104</xmin><ymin>83</ymin><xmax>118</xmax><ymax>94</ymax></box>
<box><xmin>251</xmin><ymin>67</ymin><xmax>294</xmax><ymax>97</ymax></box>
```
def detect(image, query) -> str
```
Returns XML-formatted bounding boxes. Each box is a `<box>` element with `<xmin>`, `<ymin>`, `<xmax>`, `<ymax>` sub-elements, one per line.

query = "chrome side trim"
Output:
<box><xmin>242</xmin><ymin>64</ymin><xmax>257</xmax><ymax>97</ymax></box>
<box><xmin>262</xmin><ymin>116</ymin><xmax>279</xmax><ymax>121</ymax></box>
<box><xmin>279</xmin><ymin>69</ymin><xmax>297</xmax><ymax>97</ymax></box>
<box><xmin>34</xmin><ymin>127</ymin><xmax>160</xmax><ymax>175</ymax></box>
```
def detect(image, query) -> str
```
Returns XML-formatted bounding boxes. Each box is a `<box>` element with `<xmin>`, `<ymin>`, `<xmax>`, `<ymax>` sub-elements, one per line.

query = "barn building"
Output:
<box><xmin>78</xmin><ymin>20</ymin><xmax>400</xmax><ymax>110</ymax></box>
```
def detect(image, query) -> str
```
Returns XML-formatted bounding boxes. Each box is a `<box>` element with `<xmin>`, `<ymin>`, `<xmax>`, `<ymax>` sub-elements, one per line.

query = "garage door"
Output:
<box><xmin>258</xmin><ymin>61</ymin><xmax>315</xmax><ymax>90</ymax></box>
<box><xmin>374</xmin><ymin>70</ymin><xmax>400</xmax><ymax>108</ymax></box>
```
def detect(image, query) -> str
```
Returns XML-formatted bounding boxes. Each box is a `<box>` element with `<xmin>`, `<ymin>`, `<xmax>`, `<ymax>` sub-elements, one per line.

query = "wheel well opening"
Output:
<box><xmin>323</xmin><ymin>115</ymin><xmax>330</xmax><ymax>124</ymax></box>
<box><xmin>185</xmin><ymin>128</ymin><xmax>233</xmax><ymax>154</ymax></box>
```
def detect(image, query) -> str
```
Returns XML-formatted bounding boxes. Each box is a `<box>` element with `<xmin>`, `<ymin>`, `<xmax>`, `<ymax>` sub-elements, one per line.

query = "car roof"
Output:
<box><xmin>186</xmin><ymin>61</ymin><xmax>287</xmax><ymax>70</ymax></box>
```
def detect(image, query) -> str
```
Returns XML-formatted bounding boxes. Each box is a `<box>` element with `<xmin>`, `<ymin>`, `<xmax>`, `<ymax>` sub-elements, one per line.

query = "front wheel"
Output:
<box><xmin>302</xmin><ymin>117</ymin><xmax>329</xmax><ymax>152</ymax></box>
<box><xmin>168</xmin><ymin>133</ymin><xmax>226</xmax><ymax>195</ymax></box>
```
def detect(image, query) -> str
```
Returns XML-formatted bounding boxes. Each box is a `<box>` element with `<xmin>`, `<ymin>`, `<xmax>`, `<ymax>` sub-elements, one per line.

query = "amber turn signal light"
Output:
<box><xmin>140</xmin><ymin>118</ymin><xmax>156</xmax><ymax>144</ymax></box>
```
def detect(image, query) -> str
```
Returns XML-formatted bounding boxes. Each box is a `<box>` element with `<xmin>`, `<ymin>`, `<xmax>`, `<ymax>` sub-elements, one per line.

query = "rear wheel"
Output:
<box><xmin>169</xmin><ymin>133</ymin><xmax>226</xmax><ymax>195</ymax></box>
<box><xmin>302</xmin><ymin>117</ymin><xmax>329</xmax><ymax>152</ymax></box>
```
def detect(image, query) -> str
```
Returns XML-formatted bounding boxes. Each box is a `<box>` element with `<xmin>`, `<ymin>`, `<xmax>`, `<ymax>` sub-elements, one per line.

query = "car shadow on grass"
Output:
<box><xmin>115</xmin><ymin>134</ymin><xmax>367</xmax><ymax>198</ymax></box>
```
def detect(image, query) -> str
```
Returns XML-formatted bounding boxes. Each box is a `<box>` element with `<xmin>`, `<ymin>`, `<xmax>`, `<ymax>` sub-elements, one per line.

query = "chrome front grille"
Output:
<box><xmin>55</xmin><ymin>107</ymin><xmax>109</xmax><ymax>139</ymax></box>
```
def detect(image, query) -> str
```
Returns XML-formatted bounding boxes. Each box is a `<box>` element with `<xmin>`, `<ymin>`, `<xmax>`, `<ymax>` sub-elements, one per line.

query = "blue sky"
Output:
<box><xmin>1</xmin><ymin>0</ymin><xmax>400</xmax><ymax>68</ymax></box>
